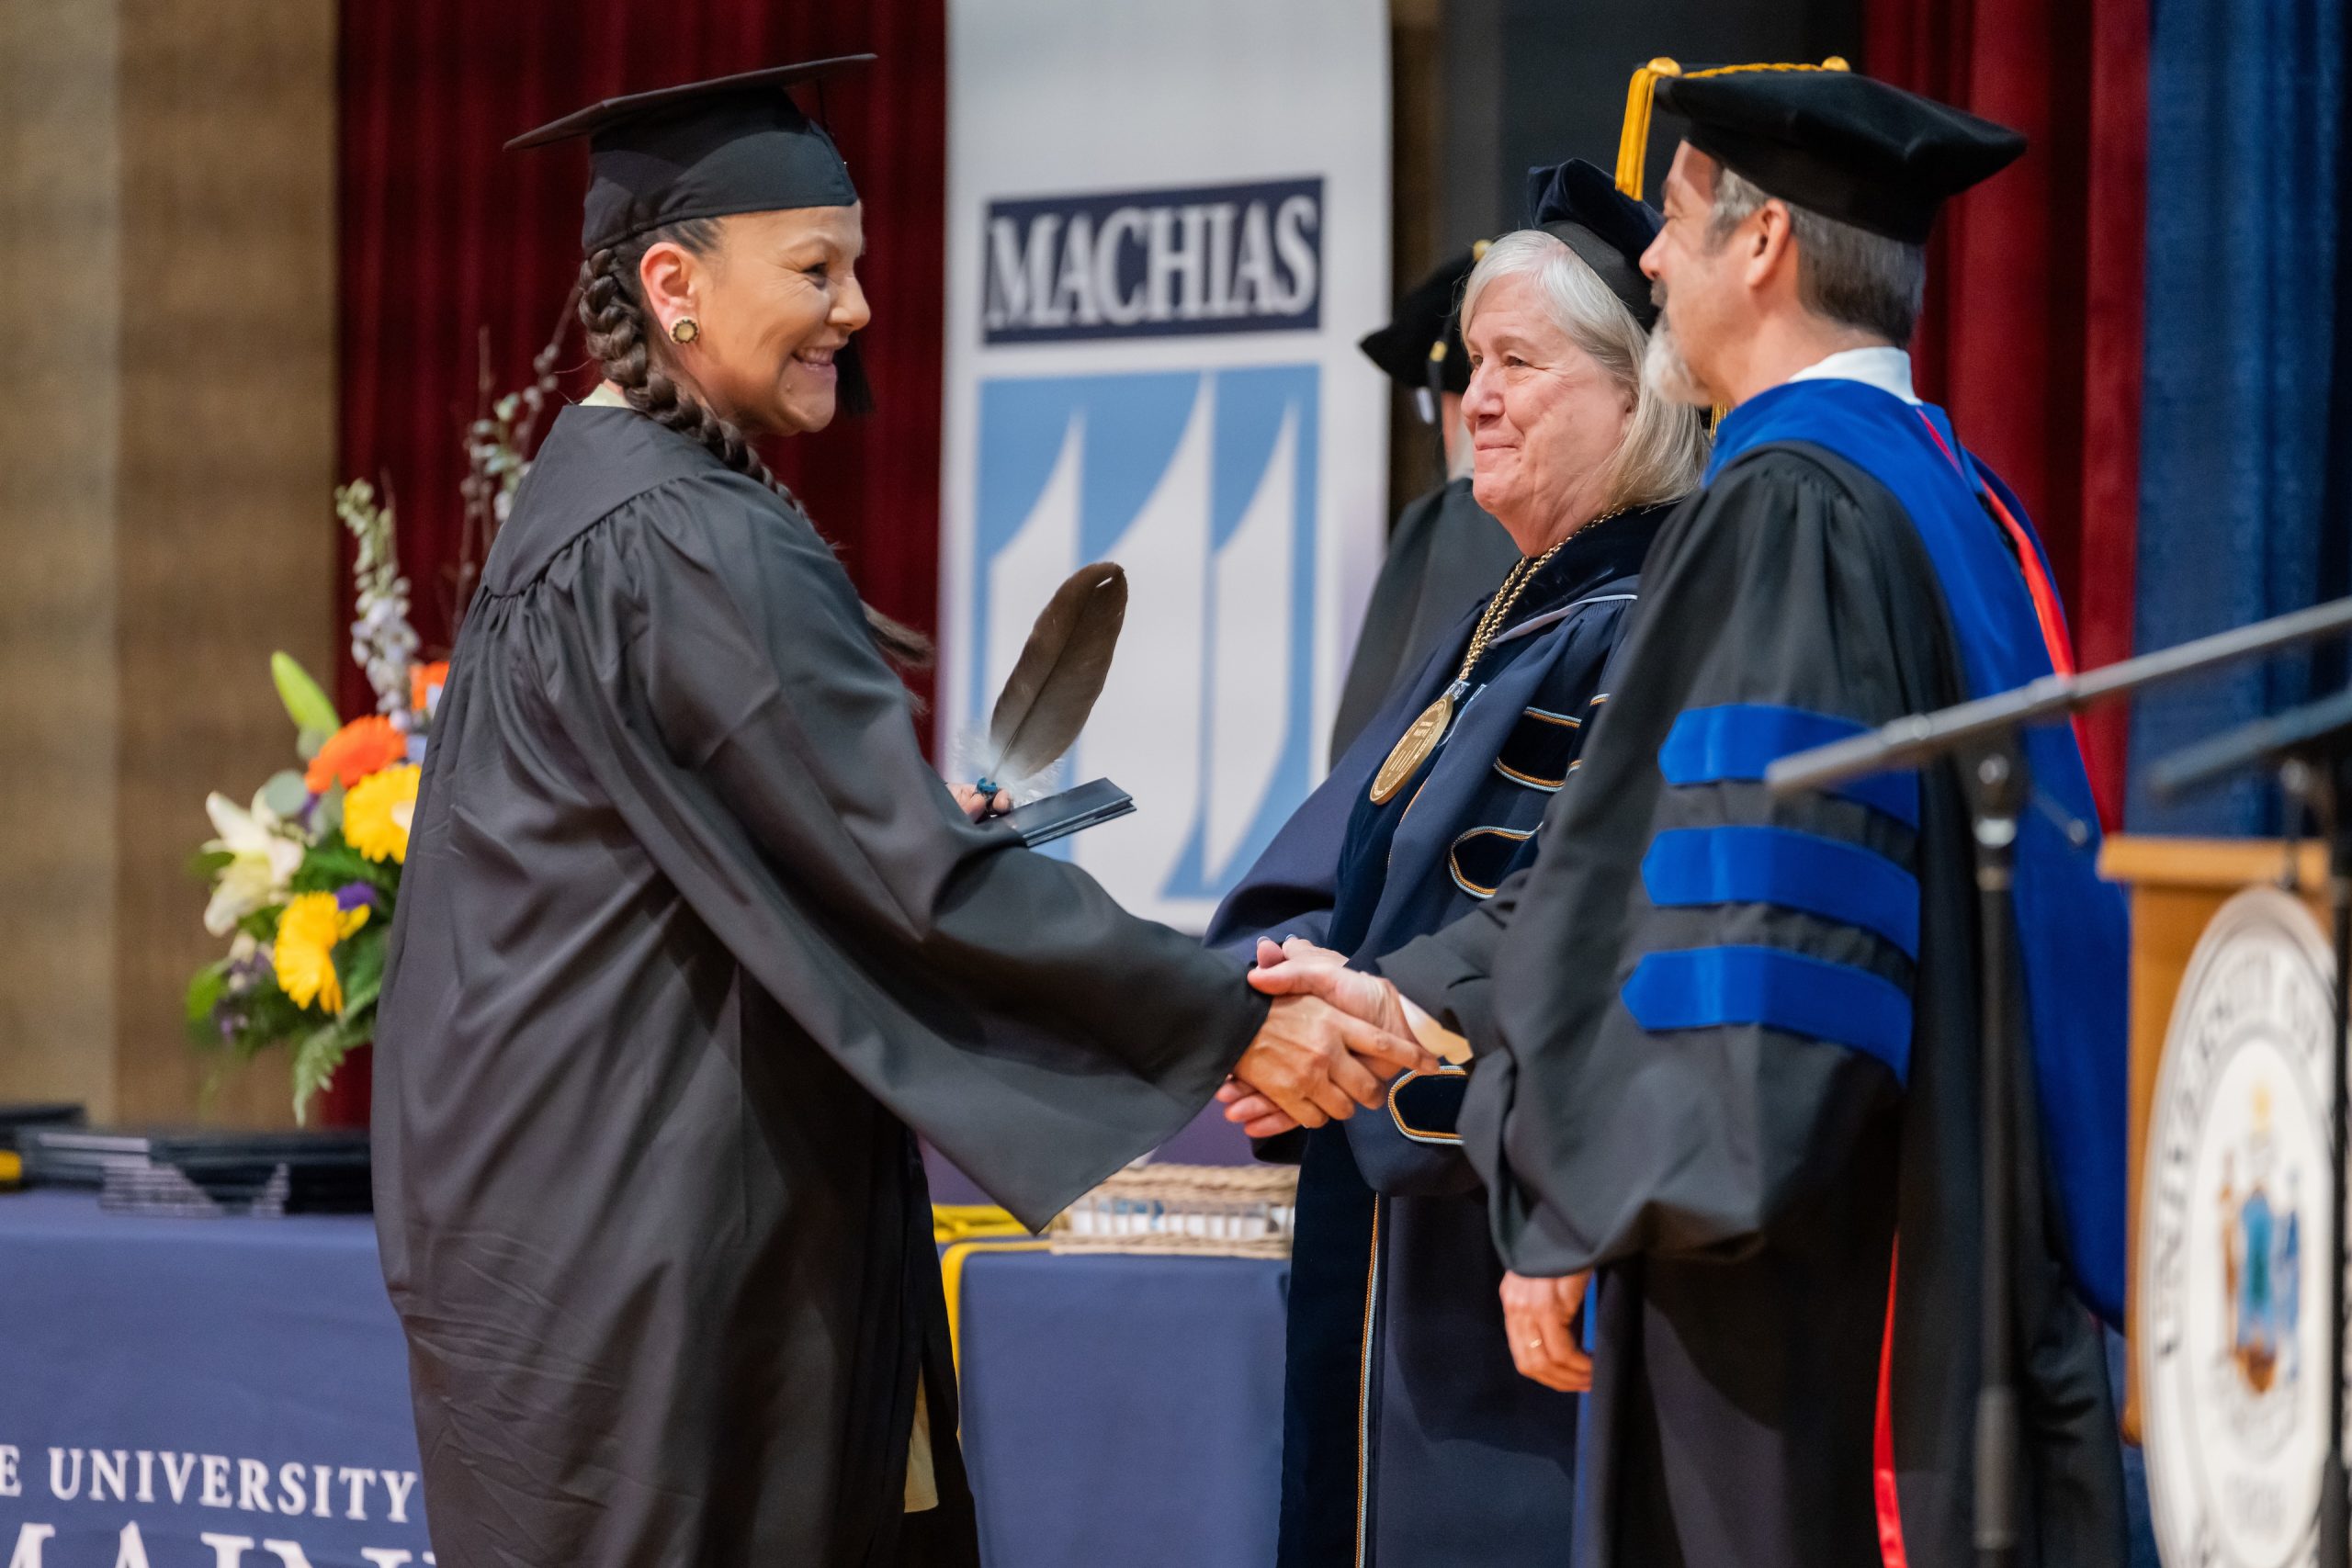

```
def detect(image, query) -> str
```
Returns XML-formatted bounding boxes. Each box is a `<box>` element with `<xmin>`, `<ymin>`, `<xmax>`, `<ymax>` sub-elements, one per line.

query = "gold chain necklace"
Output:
<box><xmin>1367</xmin><ymin>511</ymin><xmax>1623</xmax><ymax>806</ymax></box>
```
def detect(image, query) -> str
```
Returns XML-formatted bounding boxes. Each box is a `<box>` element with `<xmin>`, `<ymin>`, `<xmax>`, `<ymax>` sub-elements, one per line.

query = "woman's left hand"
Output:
<box><xmin>949</xmin><ymin>783</ymin><xmax>1013</xmax><ymax>821</ymax></box>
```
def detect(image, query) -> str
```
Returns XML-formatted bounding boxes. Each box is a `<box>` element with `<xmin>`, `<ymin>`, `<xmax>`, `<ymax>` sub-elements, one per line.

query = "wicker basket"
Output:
<box><xmin>1049</xmin><ymin>1161</ymin><xmax>1299</xmax><ymax>1258</ymax></box>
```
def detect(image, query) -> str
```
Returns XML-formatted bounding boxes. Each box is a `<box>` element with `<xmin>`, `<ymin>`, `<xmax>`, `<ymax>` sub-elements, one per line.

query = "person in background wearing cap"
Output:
<box><xmin>1329</xmin><ymin>251</ymin><xmax>1520</xmax><ymax>761</ymax></box>
<box><xmin>1237</xmin><ymin>63</ymin><xmax>2128</xmax><ymax>1567</ymax></box>
<box><xmin>1206</xmin><ymin>159</ymin><xmax>1706</xmax><ymax>1568</ymax></box>
<box><xmin>369</xmin><ymin>59</ymin><xmax>1430</xmax><ymax>1568</ymax></box>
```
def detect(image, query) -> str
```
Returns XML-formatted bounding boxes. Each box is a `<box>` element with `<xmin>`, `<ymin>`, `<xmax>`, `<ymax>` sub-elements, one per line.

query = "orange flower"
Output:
<box><xmin>305</xmin><ymin>716</ymin><xmax>409</xmax><ymax>794</ymax></box>
<box><xmin>411</xmin><ymin>660</ymin><xmax>449</xmax><ymax>717</ymax></box>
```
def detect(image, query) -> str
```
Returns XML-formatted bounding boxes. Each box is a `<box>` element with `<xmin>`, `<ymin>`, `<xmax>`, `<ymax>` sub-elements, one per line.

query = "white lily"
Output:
<box><xmin>202</xmin><ymin>789</ymin><xmax>307</xmax><ymax>937</ymax></box>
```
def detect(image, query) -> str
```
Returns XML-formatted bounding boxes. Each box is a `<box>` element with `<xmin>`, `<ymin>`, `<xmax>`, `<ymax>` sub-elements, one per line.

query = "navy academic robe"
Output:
<box><xmin>1208</xmin><ymin>502</ymin><xmax>1671</xmax><ymax>1568</ymax></box>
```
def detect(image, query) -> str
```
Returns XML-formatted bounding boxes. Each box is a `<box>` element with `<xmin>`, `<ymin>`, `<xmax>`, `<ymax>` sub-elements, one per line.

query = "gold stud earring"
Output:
<box><xmin>671</xmin><ymin>317</ymin><xmax>699</xmax><ymax>345</ymax></box>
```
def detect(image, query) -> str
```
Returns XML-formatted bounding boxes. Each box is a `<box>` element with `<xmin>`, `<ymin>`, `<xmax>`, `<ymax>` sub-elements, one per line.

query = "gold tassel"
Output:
<box><xmin>1616</xmin><ymin>57</ymin><xmax>1682</xmax><ymax>197</ymax></box>
<box><xmin>1616</xmin><ymin>55</ymin><xmax>1852</xmax><ymax>199</ymax></box>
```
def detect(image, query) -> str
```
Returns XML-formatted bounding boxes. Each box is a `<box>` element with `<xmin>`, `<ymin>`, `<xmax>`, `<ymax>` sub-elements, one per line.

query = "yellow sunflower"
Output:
<box><xmin>345</xmin><ymin>763</ymin><xmax>421</xmax><ymax>864</ymax></box>
<box><xmin>274</xmin><ymin>893</ymin><xmax>368</xmax><ymax>1013</ymax></box>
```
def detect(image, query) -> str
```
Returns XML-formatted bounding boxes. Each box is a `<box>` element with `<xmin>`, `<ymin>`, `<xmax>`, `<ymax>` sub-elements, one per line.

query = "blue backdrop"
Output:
<box><xmin>2131</xmin><ymin>0</ymin><xmax>2351</xmax><ymax>834</ymax></box>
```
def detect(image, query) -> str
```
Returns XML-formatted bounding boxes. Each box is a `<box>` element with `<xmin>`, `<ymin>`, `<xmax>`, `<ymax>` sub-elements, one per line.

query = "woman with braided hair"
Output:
<box><xmin>370</xmin><ymin>59</ymin><xmax>1429</xmax><ymax>1568</ymax></box>
<box><xmin>571</xmin><ymin>209</ymin><xmax>935</xmax><ymax>663</ymax></box>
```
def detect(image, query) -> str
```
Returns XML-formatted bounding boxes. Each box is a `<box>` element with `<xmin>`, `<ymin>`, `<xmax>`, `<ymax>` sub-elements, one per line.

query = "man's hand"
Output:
<box><xmin>1222</xmin><ymin>938</ymin><xmax>1423</xmax><ymax>1137</ymax></box>
<box><xmin>948</xmin><ymin>782</ymin><xmax>1012</xmax><ymax>821</ymax></box>
<box><xmin>1226</xmin><ymin>988</ymin><xmax>1435</xmax><ymax>1137</ymax></box>
<box><xmin>1500</xmin><ymin>1270</ymin><xmax>1591</xmax><ymax>1393</ymax></box>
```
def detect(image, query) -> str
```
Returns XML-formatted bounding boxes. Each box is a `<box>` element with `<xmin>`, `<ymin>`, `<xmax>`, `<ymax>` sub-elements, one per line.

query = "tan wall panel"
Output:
<box><xmin>113</xmin><ymin>0</ymin><xmax>338</xmax><ymax>1125</ymax></box>
<box><xmin>0</xmin><ymin>0</ymin><xmax>336</xmax><ymax>1127</ymax></box>
<box><xmin>0</xmin><ymin>0</ymin><xmax>123</xmax><ymax>1119</ymax></box>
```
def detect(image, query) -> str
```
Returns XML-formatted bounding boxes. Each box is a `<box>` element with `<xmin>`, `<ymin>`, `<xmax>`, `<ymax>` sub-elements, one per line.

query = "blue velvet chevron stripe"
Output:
<box><xmin>1643</xmin><ymin>826</ymin><xmax>1920</xmax><ymax>958</ymax></box>
<box><xmin>1623</xmin><ymin>946</ymin><xmax>1914</xmax><ymax>1081</ymax></box>
<box><xmin>1658</xmin><ymin>704</ymin><xmax>1920</xmax><ymax>829</ymax></box>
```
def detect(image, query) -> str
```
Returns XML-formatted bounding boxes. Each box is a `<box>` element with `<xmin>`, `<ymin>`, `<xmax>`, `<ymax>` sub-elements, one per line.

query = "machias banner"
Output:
<box><xmin>941</xmin><ymin>0</ymin><xmax>1391</xmax><ymax>931</ymax></box>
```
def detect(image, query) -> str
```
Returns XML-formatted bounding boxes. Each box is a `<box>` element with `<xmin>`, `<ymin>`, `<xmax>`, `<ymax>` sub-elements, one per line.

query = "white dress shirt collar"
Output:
<box><xmin>1784</xmin><ymin>345</ymin><xmax>1922</xmax><ymax>406</ymax></box>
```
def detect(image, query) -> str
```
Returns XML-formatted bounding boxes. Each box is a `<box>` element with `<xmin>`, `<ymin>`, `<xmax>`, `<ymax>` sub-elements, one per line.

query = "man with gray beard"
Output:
<box><xmin>1236</xmin><ymin>63</ymin><xmax>2129</xmax><ymax>1567</ymax></box>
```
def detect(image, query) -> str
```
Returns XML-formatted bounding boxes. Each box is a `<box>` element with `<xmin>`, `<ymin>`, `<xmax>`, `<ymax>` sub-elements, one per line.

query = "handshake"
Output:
<box><xmin>1222</xmin><ymin>940</ymin><xmax>1594</xmax><ymax>1395</ymax></box>
<box><xmin>979</xmin><ymin>774</ymin><xmax>1594</xmax><ymax>1391</ymax></box>
<box><xmin>1216</xmin><ymin>938</ymin><xmax>1436</xmax><ymax>1140</ymax></box>
<box><xmin>948</xmin><ymin>784</ymin><xmax>1439</xmax><ymax>1134</ymax></box>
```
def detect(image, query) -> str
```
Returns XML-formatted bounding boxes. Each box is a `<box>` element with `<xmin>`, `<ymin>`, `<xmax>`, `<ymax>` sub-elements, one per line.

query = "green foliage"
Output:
<box><xmin>235</xmin><ymin>989</ymin><xmax>310</xmax><ymax>1059</ymax></box>
<box><xmin>337</xmin><ymin>922</ymin><xmax>388</xmax><ymax>1019</ymax></box>
<box><xmin>289</xmin><ymin>829</ymin><xmax>397</xmax><ymax>897</ymax></box>
<box><xmin>184</xmin><ymin>960</ymin><xmax>229</xmax><ymax>1044</ymax></box>
<box><xmin>272</xmin><ymin>652</ymin><xmax>342</xmax><ymax>749</ymax></box>
<box><xmin>290</xmin><ymin>1010</ymin><xmax>371</xmax><ymax>1126</ymax></box>
<box><xmin>190</xmin><ymin>956</ymin><xmax>309</xmax><ymax>1063</ymax></box>
<box><xmin>187</xmin><ymin>849</ymin><xmax>235</xmax><ymax>882</ymax></box>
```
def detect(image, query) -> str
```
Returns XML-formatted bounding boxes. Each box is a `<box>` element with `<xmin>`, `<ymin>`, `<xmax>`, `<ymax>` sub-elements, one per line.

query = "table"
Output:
<box><xmin>0</xmin><ymin>1192</ymin><xmax>1287</xmax><ymax>1568</ymax></box>
<box><xmin>0</xmin><ymin>1190</ymin><xmax>2154</xmax><ymax>1566</ymax></box>
<box><xmin>955</xmin><ymin>1250</ymin><xmax>1285</xmax><ymax>1568</ymax></box>
<box><xmin>0</xmin><ymin>1190</ymin><xmax>429</xmax><ymax>1567</ymax></box>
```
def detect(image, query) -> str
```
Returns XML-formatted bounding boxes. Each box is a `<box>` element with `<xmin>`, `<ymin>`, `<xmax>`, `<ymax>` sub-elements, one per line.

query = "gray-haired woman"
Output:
<box><xmin>1206</xmin><ymin>159</ymin><xmax>1707</xmax><ymax>1568</ymax></box>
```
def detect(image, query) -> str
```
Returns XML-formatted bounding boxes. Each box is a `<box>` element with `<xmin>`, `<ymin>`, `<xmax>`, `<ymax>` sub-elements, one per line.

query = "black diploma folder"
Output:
<box><xmin>979</xmin><ymin>777</ymin><xmax>1135</xmax><ymax>848</ymax></box>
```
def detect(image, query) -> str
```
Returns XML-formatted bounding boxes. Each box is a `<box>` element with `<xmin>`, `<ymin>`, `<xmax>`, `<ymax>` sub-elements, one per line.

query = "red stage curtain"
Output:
<box><xmin>337</xmin><ymin>0</ymin><xmax>948</xmax><ymax>719</ymax></box>
<box><xmin>1866</xmin><ymin>0</ymin><xmax>2147</xmax><ymax>826</ymax></box>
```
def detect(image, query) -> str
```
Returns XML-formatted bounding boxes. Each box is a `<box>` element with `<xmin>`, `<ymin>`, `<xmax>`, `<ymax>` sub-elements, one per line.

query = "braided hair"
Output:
<box><xmin>579</xmin><ymin>221</ymin><xmax>933</xmax><ymax>667</ymax></box>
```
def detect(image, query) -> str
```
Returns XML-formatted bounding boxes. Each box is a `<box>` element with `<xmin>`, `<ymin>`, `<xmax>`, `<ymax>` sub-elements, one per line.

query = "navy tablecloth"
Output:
<box><xmin>0</xmin><ymin>1190</ymin><xmax>430</xmax><ymax>1567</ymax></box>
<box><xmin>0</xmin><ymin>1192</ymin><xmax>1287</xmax><ymax>1568</ymax></box>
<box><xmin>955</xmin><ymin>1250</ymin><xmax>1286</xmax><ymax>1568</ymax></box>
<box><xmin>0</xmin><ymin>1190</ymin><xmax>2156</xmax><ymax>1568</ymax></box>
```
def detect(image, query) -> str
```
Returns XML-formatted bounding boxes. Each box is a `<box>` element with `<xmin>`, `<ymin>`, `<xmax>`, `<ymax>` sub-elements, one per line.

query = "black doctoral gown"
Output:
<box><xmin>1328</xmin><ymin>476</ymin><xmax>1521</xmax><ymax>761</ymax></box>
<box><xmin>1211</xmin><ymin>505</ymin><xmax>1667</xmax><ymax>1568</ymax></box>
<box><xmin>371</xmin><ymin>405</ymin><xmax>1269</xmax><ymax>1568</ymax></box>
<box><xmin>1377</xmin><ymin>419</ymin><xmax>2126</xmax><ymax>1567</ymax></box>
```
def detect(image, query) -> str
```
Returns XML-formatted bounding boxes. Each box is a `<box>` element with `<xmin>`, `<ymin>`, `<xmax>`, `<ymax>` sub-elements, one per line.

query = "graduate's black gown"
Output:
<box><xmin>1210</xmin><ymin>503</ymin><xmax>1668</xmax><ymax>1568</ymax></box>
<box><xmin>1378</xmin><ymin>390</ymin><xmax>2127</xmax><ymax>1567</ymax></box>
<box><xmin>371</xmin><ymin>406</ymin><xmax>1269</xmax><ymax>1568</ymax></box>
<box><xmin>1327</xmin><ymin>476</ymin><xmax>1521</xmax><ymax>761</ymax></box>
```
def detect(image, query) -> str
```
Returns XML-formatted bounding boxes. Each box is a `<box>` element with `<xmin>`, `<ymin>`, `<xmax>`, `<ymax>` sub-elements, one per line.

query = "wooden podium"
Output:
<box><xmin>2101</xmin><ymin>834</ymin><xmax>2332</xmax><ymax>1440</ymax></box>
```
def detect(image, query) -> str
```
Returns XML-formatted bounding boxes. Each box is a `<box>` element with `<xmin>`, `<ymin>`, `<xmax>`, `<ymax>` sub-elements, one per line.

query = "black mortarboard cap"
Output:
<box><xmin>1651</xmin><ymin>66</ymin><xmax>2025</xmax><ymax>245</ymax></box>
<box><xmin>509</xmin><ymin>57</ymin><xmax>869</xmax><ymax>254</ymax></box>
<box><xmin>1523</xmin><ymin>158</ymin><xmax>1663</xmax><ymax>330</ymax></box>
<box><xmin>1360</xmin><ymin>249</ymin><xmax>1477</xmax><ymax>403</ymax></box>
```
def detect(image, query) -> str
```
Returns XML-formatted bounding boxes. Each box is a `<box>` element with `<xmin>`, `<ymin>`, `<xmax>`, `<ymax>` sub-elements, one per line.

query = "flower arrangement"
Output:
<box><xmin>186</xmin><ymin>312</ymin><xmax>571</xmax><ymax>1120</ymax></box>
<box><xmin>184</xmin><ymin>480</ymin><xmax>446</xmax><ymax>1121</ymax></box>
